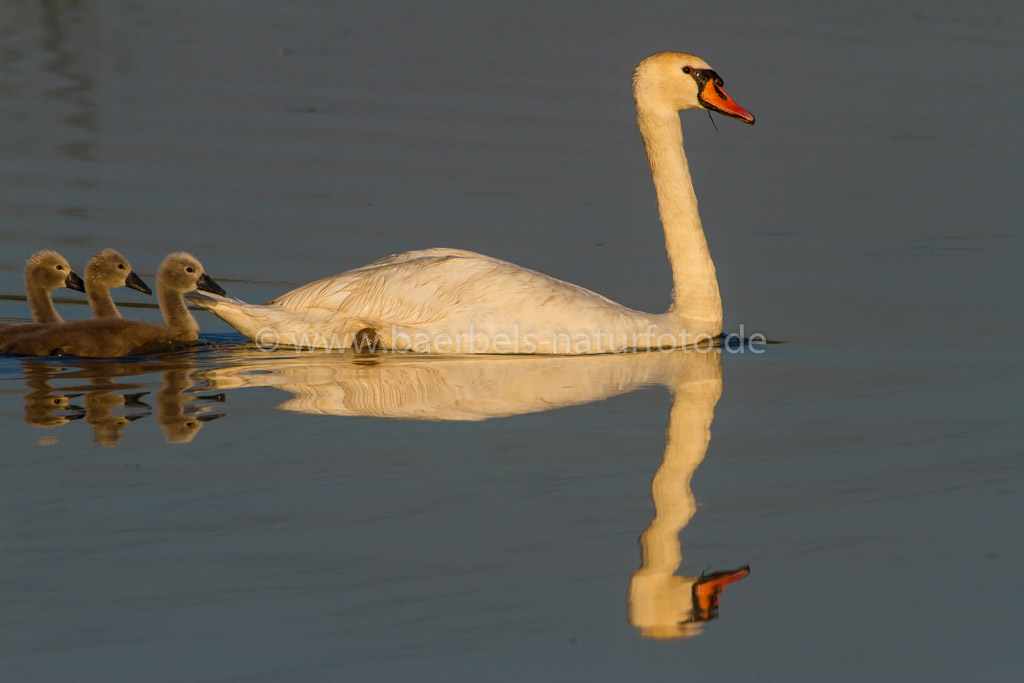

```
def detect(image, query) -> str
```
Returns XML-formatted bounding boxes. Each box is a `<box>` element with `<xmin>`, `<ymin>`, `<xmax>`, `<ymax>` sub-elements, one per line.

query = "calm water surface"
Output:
<box><xmin>1</xmin><ymin>1</ymin><xmax>1022</xmax><ymax>680</ymax></box>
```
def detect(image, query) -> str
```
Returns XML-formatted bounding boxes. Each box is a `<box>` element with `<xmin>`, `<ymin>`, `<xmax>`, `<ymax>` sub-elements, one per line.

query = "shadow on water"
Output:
<box><xmin>13</xmin><ymin>342</ymin><xmax>750</xmax><ymax>639</ymax></box>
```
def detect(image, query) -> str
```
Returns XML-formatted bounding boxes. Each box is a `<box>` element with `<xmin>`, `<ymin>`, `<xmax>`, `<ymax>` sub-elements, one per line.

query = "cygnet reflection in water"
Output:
<box><xmin>201</xmin><ymin>344</ymin><xmax>749</xmax><ymax>638</ymax></box>
<box><xmin>17</xmin><ymin>359</ymin><xmax>225</xmax><ymax>446</ymax></box>
<box><xmin>22</xmin><ymin>363</ymin><xmax>87</xmax><ymax>429</ymax></box>
<box><xmin>156</xmin><ymin>365</ymin><xmax>225</xmax><ymax>444</ymax></box>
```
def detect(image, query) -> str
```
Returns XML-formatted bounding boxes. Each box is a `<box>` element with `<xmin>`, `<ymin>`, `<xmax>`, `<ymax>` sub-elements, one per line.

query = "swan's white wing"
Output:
<box><xmin>267</xmin><ymin>248</ymin><xmax>637</xmax><ymax>330</ymax></box>
<box><xmin>190</xmin><ymin>247</ymin><xmax>667</xmax><ymax>352</ymax></box>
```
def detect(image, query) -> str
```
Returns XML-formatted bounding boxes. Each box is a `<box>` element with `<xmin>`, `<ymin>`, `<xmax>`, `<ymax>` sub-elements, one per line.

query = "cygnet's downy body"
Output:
<box><xmin>3</xmin><ymin>253</ymin><xmax>224</xmax><ymax>357</ymax></box>
<box><xmin>0</xmin><ymin>250</ymin><xmax>85</xmax><ymax>346</ymax></box>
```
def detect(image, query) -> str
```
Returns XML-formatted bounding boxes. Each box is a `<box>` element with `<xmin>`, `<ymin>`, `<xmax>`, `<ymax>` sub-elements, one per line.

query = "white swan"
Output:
<box><xmin>188</xmin><ymin>52</ymin><xmax>754</xmax><ymax>354</ymax></box>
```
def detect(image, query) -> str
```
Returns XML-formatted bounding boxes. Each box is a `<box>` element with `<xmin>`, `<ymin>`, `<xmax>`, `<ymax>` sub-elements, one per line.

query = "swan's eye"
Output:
<box><xmin>186</xmin><ymin>267</ymin><xmax>194</xmax><ymax>273</ymax></box>
<box><xmin>682</xmin><ymin>66</ymin><xmax>691</xmax><ymax>74</ymax></box>
<box><xmin>715</xmin><ymin>77</ymin><xmax>724</xmax><ymax>86</ymax></box>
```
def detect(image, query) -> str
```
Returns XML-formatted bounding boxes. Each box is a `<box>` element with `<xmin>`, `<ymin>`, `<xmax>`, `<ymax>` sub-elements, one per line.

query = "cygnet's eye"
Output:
<box><xmin>118</xmin><ymin>263</ymin><xmax>125</xmax><ymax>270</ymax></box>
<box><xmin>186</xmin><ymin>267</ymin><xmax>195</xmax><ymax>273</ymax></box>
<box><xmin>55</xmin><ymin>264</ymin><xmax>64</xmax><ymax>270</ymax></box>
<box><xmin>682</xmin><ymin>66</ymin><xmax>691</xmax><ymax>74</ymax></box>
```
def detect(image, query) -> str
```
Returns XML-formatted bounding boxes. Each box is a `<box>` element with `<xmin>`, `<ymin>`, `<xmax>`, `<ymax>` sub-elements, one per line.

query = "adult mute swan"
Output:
<box><xmin>188</xmin><ymin>52</ymin><xmax>754</xmax><ymax>354</ymax></box>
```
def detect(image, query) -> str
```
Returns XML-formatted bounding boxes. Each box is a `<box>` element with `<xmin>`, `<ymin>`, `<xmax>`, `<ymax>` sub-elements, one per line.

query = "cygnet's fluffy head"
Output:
<box><xmin>85</xmin><ymin>249</ymin><xmax>152</xmax><ymax>295</ymax></box>
<box><xmin>25</xmin><ymin>250</ymin><xmax>85</xmax><ymax>292</ymax></box>
<box><xmin>633</xmin><ymin>51</ymin><xmax>754</xmax><ymax>124</ymax></box>
<box><xmin>158</xmin><ymin>252</ymin><xmax>226</xmax><ymax>296</ymax></box>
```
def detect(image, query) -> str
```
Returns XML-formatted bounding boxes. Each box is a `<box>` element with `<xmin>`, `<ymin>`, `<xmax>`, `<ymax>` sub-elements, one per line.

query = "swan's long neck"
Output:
<box><xmin>160</xmin><ymin>288</ymin><xmax>199</xmax><ymax>338</ymax></box>
<box><xmin>637</xmin><ymin>106</ymin><xmax>722</xmax><ymax>335</ymax></box>
<box><xmin>26</xmin><ymin>279</ymin><xmax>61</xmax><ymax>324</ymax></box>
<box><xmin>88</xmin><ymin>287</ymin><xmax>120</xmax><ymax>319</ymax></box>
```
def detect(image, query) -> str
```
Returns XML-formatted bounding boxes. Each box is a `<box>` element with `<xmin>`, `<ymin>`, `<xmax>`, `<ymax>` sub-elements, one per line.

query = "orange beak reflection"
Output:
<box><xmin>693</xmin><ymin>565</ymin><xmax>750</xmax><ymax>620</ymax></box>
<box><xmin>699</xmin><ymin>81</ymin><xmax>755</xmax><ymax>124</ymax></box>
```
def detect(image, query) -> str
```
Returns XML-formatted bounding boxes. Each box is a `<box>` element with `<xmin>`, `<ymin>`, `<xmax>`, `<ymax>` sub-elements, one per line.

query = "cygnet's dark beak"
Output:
<box><xmin>197</xmin><ymin>273</ymin><xmax>227</xmax><ymax>297</ymax></box>
<box><xmin>125</xmin><ymin>270</ymin><xmax>153</xmax><ymax>295</ymax></box>
<box><xmin>64</xmin><ymin>270</ymin><xmax>86</xmax><ymax>292</ymax></box>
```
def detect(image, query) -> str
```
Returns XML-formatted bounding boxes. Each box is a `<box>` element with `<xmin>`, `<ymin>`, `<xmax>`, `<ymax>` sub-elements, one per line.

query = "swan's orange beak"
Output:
<box><xmin>699</xmin><ymin>81</ymin><xmax>755</xmax><ymax>124</ymax></box>
<box><xmin>692</xmin><ymin>565</ymin><xmax>750</xmax><ymax>620</ymax></box>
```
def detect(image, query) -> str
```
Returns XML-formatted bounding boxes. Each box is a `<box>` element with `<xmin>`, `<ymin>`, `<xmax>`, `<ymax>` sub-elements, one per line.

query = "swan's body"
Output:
<box><xmin>189</xmin><ymin>52</ymin><xmax>754</xmax><ymax>354</ymax></box>
<box><xmin>2</xmin><ymin>253</ymin><xmax>225</xmax><ymax>358</ymax></box>
<box><xmin>195</xmin><ymin>248</ymin><xmax>692</xmax><ymax>354</ymax></box>
<box><xmin>0</xmin><ymin>251</ymin><xmax>85</xmax><ymax>347</ymax></box>
<box><xmin>82</xmin><ymin>249</ymin><xmax>152</xmax><ymax>319</ymax></box>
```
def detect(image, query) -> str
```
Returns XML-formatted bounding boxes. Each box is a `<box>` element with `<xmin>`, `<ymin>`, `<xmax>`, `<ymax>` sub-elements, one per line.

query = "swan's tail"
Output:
<box><xmin>187</xmin><ymin>292</ymin><xmax>295</xmax><ymax>342</ymax></box>
<box><xmin>187</xmin><ymin>291</ymin><xmax>361</xmax><ymax>350</ymax></box>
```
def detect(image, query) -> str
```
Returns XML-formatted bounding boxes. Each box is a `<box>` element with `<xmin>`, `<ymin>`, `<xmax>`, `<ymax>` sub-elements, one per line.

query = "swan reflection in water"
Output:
<box><xmin>203</xmin><ymin>344</ymin><xmax>749</xmax><ymax>638</ymax></box>
<box><xmin>19</xmin><ymin>359</ymin><xmax>224</xmax><ymax>446</ymax></box>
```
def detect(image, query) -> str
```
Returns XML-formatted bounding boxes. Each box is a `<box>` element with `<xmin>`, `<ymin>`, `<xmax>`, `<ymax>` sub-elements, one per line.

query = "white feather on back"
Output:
<box><xmin>267</xmin><ymin>248</ymin><xmax>650</xmax><ymax>332</ymax></box>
